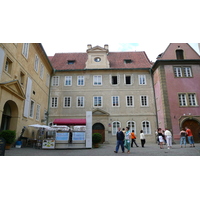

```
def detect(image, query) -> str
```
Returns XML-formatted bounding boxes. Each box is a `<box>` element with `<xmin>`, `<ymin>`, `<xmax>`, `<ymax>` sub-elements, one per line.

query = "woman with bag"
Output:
<box><xmin>124</xmin><ymin>127</ymin><xmax>131</xmax><ymax>153</ymax></box>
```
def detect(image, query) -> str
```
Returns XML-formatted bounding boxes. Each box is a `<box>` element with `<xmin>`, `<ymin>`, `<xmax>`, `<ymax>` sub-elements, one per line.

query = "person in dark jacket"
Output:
<box><xmin>114</xmin><ymin>127</ymin><xmax>125</xmax><ymax>153</ymax></box>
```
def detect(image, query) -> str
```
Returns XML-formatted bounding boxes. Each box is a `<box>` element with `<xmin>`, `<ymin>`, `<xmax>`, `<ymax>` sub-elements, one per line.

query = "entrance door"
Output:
<box><xmin>92</xmin><ymin>123</ymin><xmax>105</xmax><ymax>144</ymax></box>
<box><xmin>182</xmin><ymin>119</ymin><xmax>200</xmax><ymax>143</ymax></box>
<box><xmin>0</xmin><ymin>102</ymin><xmax>11</xmax><ymax>131</ymax></box>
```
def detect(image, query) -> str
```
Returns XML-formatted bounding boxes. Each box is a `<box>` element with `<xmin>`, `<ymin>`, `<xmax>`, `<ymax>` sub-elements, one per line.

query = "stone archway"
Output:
<box><xmin>0</xmin><ymin>100</ymin><xmax>18</xmax><ymax>132</ymax></box>
<box><xmin>92</xmin><ymin>123</ymin><xmax>105</xmax><ymax>144</ymax></box>
<box><xmin>181</xmin><ymin>118</ymin><xmax>200</xmax><ymax>143</ymax></box>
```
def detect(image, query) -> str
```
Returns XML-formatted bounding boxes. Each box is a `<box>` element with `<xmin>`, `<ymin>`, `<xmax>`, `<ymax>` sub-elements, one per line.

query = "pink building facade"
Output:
<box><xmin>152</xmin><ymin>43</ymin><xmax>200</xmax><ymax>142</ymax></box>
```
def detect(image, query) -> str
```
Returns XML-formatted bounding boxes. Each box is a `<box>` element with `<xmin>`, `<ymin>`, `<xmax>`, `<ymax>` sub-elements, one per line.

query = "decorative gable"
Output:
<box><xmin>92</xmin><ymin>108</ymin><xmax>110</xmax><ymax>116</ymax></box>
<box><xmin>0</xmin><ymin>80</ymin><xmax>26</xmax><ymax>100</ymax></box>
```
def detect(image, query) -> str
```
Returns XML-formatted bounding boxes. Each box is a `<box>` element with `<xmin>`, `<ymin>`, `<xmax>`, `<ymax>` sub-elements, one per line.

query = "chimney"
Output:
<box><xmin>104</xmin><ymin>44</ymin><xmax>109</xmax><ymax>50</ymax></box>
<box><xmin>87</xmin><ymin>44</ymin><xmax>92</xmax><ymax>49</ymax></box>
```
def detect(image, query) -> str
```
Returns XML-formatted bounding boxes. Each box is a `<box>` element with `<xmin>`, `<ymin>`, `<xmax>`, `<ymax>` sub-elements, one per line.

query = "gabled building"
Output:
<box><xmin>0</xmin><ymin>43</ymin><xmax>53</xmax><ymax>138</ymax></box>
<box><xmin>152</xmin><ymin>43</ymin><xmax>200</xmax><ymax>142</ymax></box>
<box><xmin>49</xmin><ymin>45</ymin><xmax>157</xmax><ymax>143</ymax></box>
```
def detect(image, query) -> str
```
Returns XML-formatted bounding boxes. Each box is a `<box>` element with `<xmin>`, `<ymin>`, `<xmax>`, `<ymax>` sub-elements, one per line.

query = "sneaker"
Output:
<box><xmin>114</xmin><ymin>151</ymin><xmax>118</xmax><ymax>153</ymax></box>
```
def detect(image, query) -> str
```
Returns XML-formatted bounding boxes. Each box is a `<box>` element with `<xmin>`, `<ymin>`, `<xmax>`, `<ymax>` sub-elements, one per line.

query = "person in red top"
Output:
<box><xmin>131</xmin><ymin>130</ymin><xmax>139</xmax><ymax>147</ymax></box>
<box><xmin>185</xmin><ymin>127</ymin><xmax>195</xmax><ymax>147</ymax></box>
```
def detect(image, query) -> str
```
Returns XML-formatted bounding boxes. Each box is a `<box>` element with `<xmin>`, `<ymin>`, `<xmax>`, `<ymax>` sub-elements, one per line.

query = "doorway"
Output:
<box><xmin>92</xmin><ymin>123</ymin><xmax>105</xmax><ymax>143</ymax></box>
<box><xmin>182</xmin><ymin>119</ymin><xmax>200</xmax><ymax>143</ymax></box>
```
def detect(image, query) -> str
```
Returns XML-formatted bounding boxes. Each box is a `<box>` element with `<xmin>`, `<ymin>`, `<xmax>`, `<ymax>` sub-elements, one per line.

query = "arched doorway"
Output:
<box><xmin>92</xmin><ymin>123</ymin><xmax>105</xmax><ymax>143</ymax></box>
<box><xmin>0</xmin><ymin>100</ymin><xmax>18</xmax><ymax>132</ymax></box>
<box><xmin>182</xmin><ymin>119</ymin><xmax>200</xmax><ymax>143</ymax></box>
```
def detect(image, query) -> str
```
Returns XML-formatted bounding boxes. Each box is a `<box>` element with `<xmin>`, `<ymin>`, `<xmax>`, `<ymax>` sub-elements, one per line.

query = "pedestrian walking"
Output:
<box><xmin>158</xmin><ymin>132</ymin><xmax>164</xmax><ymax>149</ymax></box>
<box><xmin>114</xmin><ymin>127</ymin><xmax>125</xmax><ymax>153</ymax></box>
<box><xmin>124</xmin><ymin>127</ymin><xmax>131</xmax><ymax>153</ymax></box>
<box><xmin>179</xmin><ymin>128</ymin><xmax>187</xmax><ymax>148</ymax></box>
<box><xmin>185</xmin><ymin>127</ymin><xmax>195</xmax><ymax>147</ymax></box>
<box><xmin>164</xmin><ymin>128</ymin><xmax>172</xmax><ymax>149</ymax></box>
<box><xmin>131</xmin><ymin>130</ymin><xmax>139</xmax><ymax>147</ymax></box>
<box><xmin>140</xmin><ymin>130</ymin><xmax>146</xmax><ymax>147</ymax></box>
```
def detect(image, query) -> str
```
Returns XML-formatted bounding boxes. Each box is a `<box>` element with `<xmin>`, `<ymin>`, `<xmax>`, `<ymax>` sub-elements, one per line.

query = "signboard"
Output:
<box><xmin>0</xmin><ymin>137</ymin><xmax>6</xmax><ymax>156</ymax></box>
<box><xmin>42</xmin><ymin>140</ymin><xmax>55</xmax><ymax>149</ymax></box>
<box><xmin>73</xmin><ymin>132</ymin><xmax>85</xmax><ymax>141</ymax></box>
<box><xmin>56</xmin><ymin>132</ymin><xmax>69</xmax><ymax>141</ymax></box>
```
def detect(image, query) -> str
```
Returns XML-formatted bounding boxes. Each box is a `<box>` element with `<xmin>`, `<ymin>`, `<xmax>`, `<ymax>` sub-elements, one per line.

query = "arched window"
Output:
<box><xmin>142</xmin><ymin>121</ymin><xmax>151</xmax><ymax>134</ymax></box>
<box><xmin>112</xmin><ymin>121</ymin><xmax>121</xmax><ymax>135</ymax></box>
<box><xmin>127</xmin><ymin>121</ymin><xmax>136</xmax><ymax>134</ymax></box>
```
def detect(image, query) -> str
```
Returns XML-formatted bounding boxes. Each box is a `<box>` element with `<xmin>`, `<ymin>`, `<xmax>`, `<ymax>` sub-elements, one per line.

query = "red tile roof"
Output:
<box><xmin>50</xmin><ymin>51</ymin><xmax>152</xmax><ymax>70</ymax></box>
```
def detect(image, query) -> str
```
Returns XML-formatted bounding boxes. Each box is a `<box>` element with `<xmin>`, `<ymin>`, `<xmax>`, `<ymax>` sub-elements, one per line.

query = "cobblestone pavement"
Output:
<box><xmin>4</xmin><ymin>142</ymin><xmax>200</xmax><ymax>156</ymax></box>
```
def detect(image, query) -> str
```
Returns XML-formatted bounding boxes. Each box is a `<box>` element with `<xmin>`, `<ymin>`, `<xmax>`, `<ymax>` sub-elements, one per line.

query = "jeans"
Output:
<box><xmin>180</xmin><ymin>137</ymin><xmax>186</xmax><ymax>145</ymax></box>
<box><xmin>115</xmin><ymin>140</ymin><xmax>124</xmax><ymax>152</ymax></box>
<box><xmin>188</xmin><ymin>136</ymin><xmax>194</xmax><ymax>145</ymax></box>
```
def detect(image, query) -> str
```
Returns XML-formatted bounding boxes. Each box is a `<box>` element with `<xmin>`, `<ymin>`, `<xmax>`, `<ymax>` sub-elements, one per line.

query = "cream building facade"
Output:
<box><xmin>49</xmin><ymin>45</ymin><xmax>157</xmax><ymax>143</ymax></box>
<box><xmin>0</xmin><ymin>43</ymin><xmax>53</xmax><ymax>139</ymax></box>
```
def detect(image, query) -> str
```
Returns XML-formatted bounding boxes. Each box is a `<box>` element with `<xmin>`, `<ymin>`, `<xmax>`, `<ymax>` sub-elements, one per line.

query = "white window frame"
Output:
<box><xmin>183</xmin><ymin>67</ymin><xmax>192</xmax><ymax>77</ymax></box>
<box><xmin>126</xmin><ymin>95</ymin><xmax>134</xmax><ymax>107</ymax></box>
<box><xmin>77</xmin><ymin>75</ymin><xmax>85</xmax><ymax>86</ymax></box>
<box><xmin>51</xmin><ymin>97</ymin><xmax>58</xmax><ymax>108</ymax></box>
<box><xmin>63</xmin><ymin>97</ymin><xmax>71</xmax><ymax>108</ymax></box>
<box><xmin>174</xmin><ymin>67</ymin><xmax>182</xmax><ymax>77</ymax></box>
<box><xmin>65</xmin><ymin>76</ymin><xmax>72</xmax><ymax>86</ymax></box>
<box><xmin>127</xmin><ymin>121</ymin><xmax>136</xmax><ymax>134</ymax></box>
<box><xmin>110</xmin><ymin>75</ymin><xmax>119</xmax><ymax>85</ymax></box>
<box><xmin>93</xmin><ymin>75</ymin><xmax>102</xmax><ymax>86</ymax></box>
<box><xmin>93</xmin><ymin>96</ymin><xmax>103</xmax><ymax>107</ymax></box>
<box><xmin>112</xmin><ymin>96</ymin><xmax>120</xmax><ymax>107</ymax></box>
<box><xmin>140</xmin><ymin>95</ymin><xmax>148</xmax><ymax>107</ymax></box>
<box><xmin>77</xmin><ymin>96</ymin><xmax>84</xmax><ymax>108</ymax></box>
<box><xmin>179</xmin><ymin>94</ymin><xmax>187</xmax><ymax>106</ymax></box>
<box><xmin>112</xmin><ymin>121</ymin><xmax>121</xmax><ymax>135</ymax></box>
<box><xmin>142</xmin><ymin>120</ymin><xmax>151</xmax><ymax>134</ymax></box>
<box><xmin>22</xmin><ymin>43</ymin><xmax>29</xmax><ymax>59</ymax></box>
<box><xmin>36</xmin><ymin>104</ymin><xmax>41</xmax><ymax>121</ymax></box>
<box><xmin>124</xmin><ymin>74</ymin><xmax>132</xmax><ymax>85</ymax></box>
<box><xmin>52</xmin><ymin>76</ymin><xmax>60</xmax><ymax>86</ymax></box>
<box><xmin>138</xmin><ymin>75</ymin><xmax>146</xmax><ymax>85</ymax></box>
<box><xmin>188</xmin><ymin>93</ymin><xmax>198</xmax><ymax>106</ymax></box>
<box><xmin>34</xmin><ymin>54</ymin><xmax>39</xmax><ymax>72</ymax></box>
<box><xmin>40</xmin><ymin>63</ymin><xmax>44</xmax><ymax>79</ymax></box>
<box><xmin>29</xmin><ymin>100</ymin><xmax>35</xmax><ymax>118</ymax></box>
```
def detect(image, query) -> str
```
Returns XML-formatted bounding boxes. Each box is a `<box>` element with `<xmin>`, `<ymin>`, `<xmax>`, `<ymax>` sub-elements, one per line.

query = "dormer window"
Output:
<box><xmin>94</xmin><ymin>57</ymin><xmax>101</xmax><ymax>62</ymax></box>
<box><xmin>124</xmin><ymin>59</ymin><xmax>133</xmax><ymax>64</ymax></box>
<box><xmin>176</xmin><ymin>49</ymin><xmax>184</xmax><ymax>59</ymax></box>
<box><xmin>68</xmin><ymin>60</ymin><xmax>75</xmax><ymax>64</ymax></box>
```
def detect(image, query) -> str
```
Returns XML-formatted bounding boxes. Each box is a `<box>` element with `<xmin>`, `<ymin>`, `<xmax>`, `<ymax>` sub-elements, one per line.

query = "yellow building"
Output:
<box><xmin>0</xmin><ymin>43</ymin><xmax>53</xmax><ymax>139</ymax></box>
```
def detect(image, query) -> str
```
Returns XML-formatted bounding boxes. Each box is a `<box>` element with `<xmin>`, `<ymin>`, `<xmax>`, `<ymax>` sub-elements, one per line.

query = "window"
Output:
<box><xmin>112</xmin><ymin>96</ymin><xmax>119</xmax><ymax>107</ymax></box>
<box><xmin>51</xmin><ymin>97</ymin><xmax>58</xmax><ymax>108</ymax></box>
<box><xmin>29</xmin><ymin>100</ymin><xmax>35</xmax><ymax>118</ymax></box>
<box><xmin>93</xmin><ymin>96</ymin><xmax>102</xmax><ymax>107</ymax></box>
<box><xmin>77</xmin><ymin>96</ymin><xmax>84</xmax><ymax>107</ymax></box>
<box><xmin>64</xmin><ymin>97</ymin><xmax>71</xmax><ymax>108</ymax></box>
<box><xmin>4</xmin><ymin>57</ymin><xmax>12</xmax><ymax>74</ymax></box>
<box><xmin>174</xmin><ymin>66</ymin><xmax>192</xmax><ymax>77</ymax></box>
<box><xmin>36</xmin><ymin>104</ymin><xmax>41</xmax><ymax>121</ymax></box>
<box><xmin>68</xmin><ymin>60</ymin><xmax>75</xmax><ymax>64</ymax></box>
<box><xmin>126</xmin><ymin>96</ymin><xmax>134</xmax><ymax>107</ymax></box>
<box><xmin>139</xmin><ymin>75</ymin><xmax>146</xmax><ymax>85</ymax></box>
<box><xmin>127</xmin><ymin>121</ymin><xmax>136</xmax><ymax>134</ymax></box>
<box><xmin>176</xmin><ymin>49</ymin><xmax>184</xmax><ymax>59</ymax></box>
<box><xmin>40</xmin><ymin>64</ymin><xmax>44</xmax><ymax>79</ymax></box>
<box><xmin>188</xmin><ymin>93</ymin><xmax>197</xmax><ymax>106</ymax></box>
<box><xmin>65</xmin><ymin>76</ymin><xmax>72</xmax><ymax>86</ymax></box>
<box><xmin>179</xmin><ymin>94</ymin><xmax>187</xmax><ymax>106</ymax></box>
<box><xmin>125</xmin><ymin>75</ymin><xmax>131</xmax><ymax>85</ymax></box>
<box><xmin>20</xmin><ymin>71</ymin><xmax>25</xmax><ymax>86</ymax></box>
<box><xmin>94</xmin><ymin>57</ymin><xmax>101</xmax><ymax>62</ymax></box>
<box><xmin>142</xmin><ymin>121</ymin><xmax>151</xmax><ymax>134</ymax></box>
<box><xmin>77</xmin><ymin>76</ymin><xmax>84</xmax><ymax>86</ymax></box>
<box><xmin>46</xmin><ymin>74</ymin><xmax>50</xmax><ymax>87</ymax></box>
<box><xmin>93</xmin><ymin>75</ymin><xmax>102</xmax><ymax>85</ymax></box>
<box><xmin>140</xmin><ymin>95</ymin><xmax>148</xmax><ymax>106</ymax></box>
<box><xmin>112</xmin><ymin>76</ymin><xmax>118</xmax><ymax>85</ymax></box>
<box><xmin>124</xmin><ymin>59</ymin><xmax>133</xmax><ymax>64</ymax></box>
<box><xmin>34</xmin><ymin>55</ymin><xmax>39</xmax><ymax>72</ymax></box>
<box><xmin>22</xmin><ymin>43</ymin><xmax>29</xmax><ymax>59</ymax></box>
<box><xmin>112</xmin><ymin>121</ymin><xmax>121</xmax><ymax>135</ymax></box>
<box><xmin>52</xmin><ymin>76</ymin><xmax>60</xmax><ymax>86</ymax></box>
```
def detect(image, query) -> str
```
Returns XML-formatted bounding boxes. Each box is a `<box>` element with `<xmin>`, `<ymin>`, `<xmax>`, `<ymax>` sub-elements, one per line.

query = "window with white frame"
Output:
<box><xmin>174</xmin><ymin>67</ymin><xmax>182</xmax><ymax>77</ymax></box>
<box><xmin>29</xmin><ymin>100</ymin><xmax>35</xmax><ymax>118</ymax></box>
<box><xmin>93</xmin><ymin>75</ymin><xmax>102</xmax><ymax>85</ymax></box>
<box><xmin>22</xmin><ymin>43</ymin><xmax>29</xmax><ymax>59</ymax></box>
<box><xmin>77</xmin><ymin>96</ymin><xmax>84</xmax><ymax>107</ymax></box>
<box><xmin>125</xmin><ymin>75</ymin><xmax>132</xmax><ymax>85</ymax></box>
<box><xmin>112</xmin><ymin>121</ymin><xmax>121</xmax><ymax>135</ymax></box>
<box><xmin>36</xmin><ymin>104</ymin><xmax>41</xmax><ymax>121</ymax></box>
<box><xmin>93</xmin><ymin>96</ymin><xmax>102</xmax><ymax>107</ymax></box>
<box><xmin>40</xmin><ymin>63</ymin><xmax>44</xmax><ymax>79</ymax></box>
<box><xmin>112</xmin><ymin>96</ymin><xmax>119</xmax><ymax>107</ymax></box>
<box><xmin>183</xmin><ymin>67</ymin><xmax>192</xmax><ymax>77</ymax></box>
<box><xmin>188</xmin><ymin>93</ymin><xmax>198</xmax><ymax>106</ymax></box>
<box><xmin>127</xmin><ymin>121</ymin><xmax>136</xmax><ymax>134</ymax></box>
<box><xmin>179</xmin><ymin>94</ymin><xmax>187</xmax><ymax>106</ymax></box>
<box><xmin>140</xmin><ymin>95</ymin><xmax>148</xmax><ymax>106</ymax></box>
<box><xmin>51</xmin><ymin>97</ymin><xmax>58</xmax><ymax>108</ymax></box>
<box><xmin>52</xmin><ymin>76</ymin><xmax>60</xmax><ymax>86</ymax></box>
<box><xmin>34</xmin><ymin>55</ymin><xmax>39</xmax><ymax>72</ymax></box>
<box><xmin>174</xmin><ymin>66</ymin><xmax>192</xmax><ymax>77</ymax></box>
<box><xmin>4</xmin><ymin>57</ymin><xmax>12</xmax><ymax>74</ymax></box>
<box><xmin>65</xmin><ymin>76</ymin><xmax>72</xmax><ymax>86</ymax></box>
<box><xmin>142</xmin><ymin>121</ymin><xmax>151</xmax><ymax>134</ymax></box>
<box><xmin>64</xmin><ymin>97</ymin><xmax>71</xmax><ymax>108</ymax></box>
<box><xmin>178</xmin><ymin>93</ymin><xmax>198</xmax><ymax>106</ymax></box>
<box><xmin>111</xmin><ymin>75</ymin><xmax>118</xmax><ymax>85</ymax></box>
<box><xmin>126</xmin><ymin>96</ymin><xmax>134</xmax><ymax>107</ymax></box>
<box><xmin>139</xmin><ymin>75</ymin><xmax>146</xmax><ymax>85</ymax></box>
<box><xmin>77</xmin><ymin>76</ymin><xmax>84</xmax><ymax>86</ymax></box>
